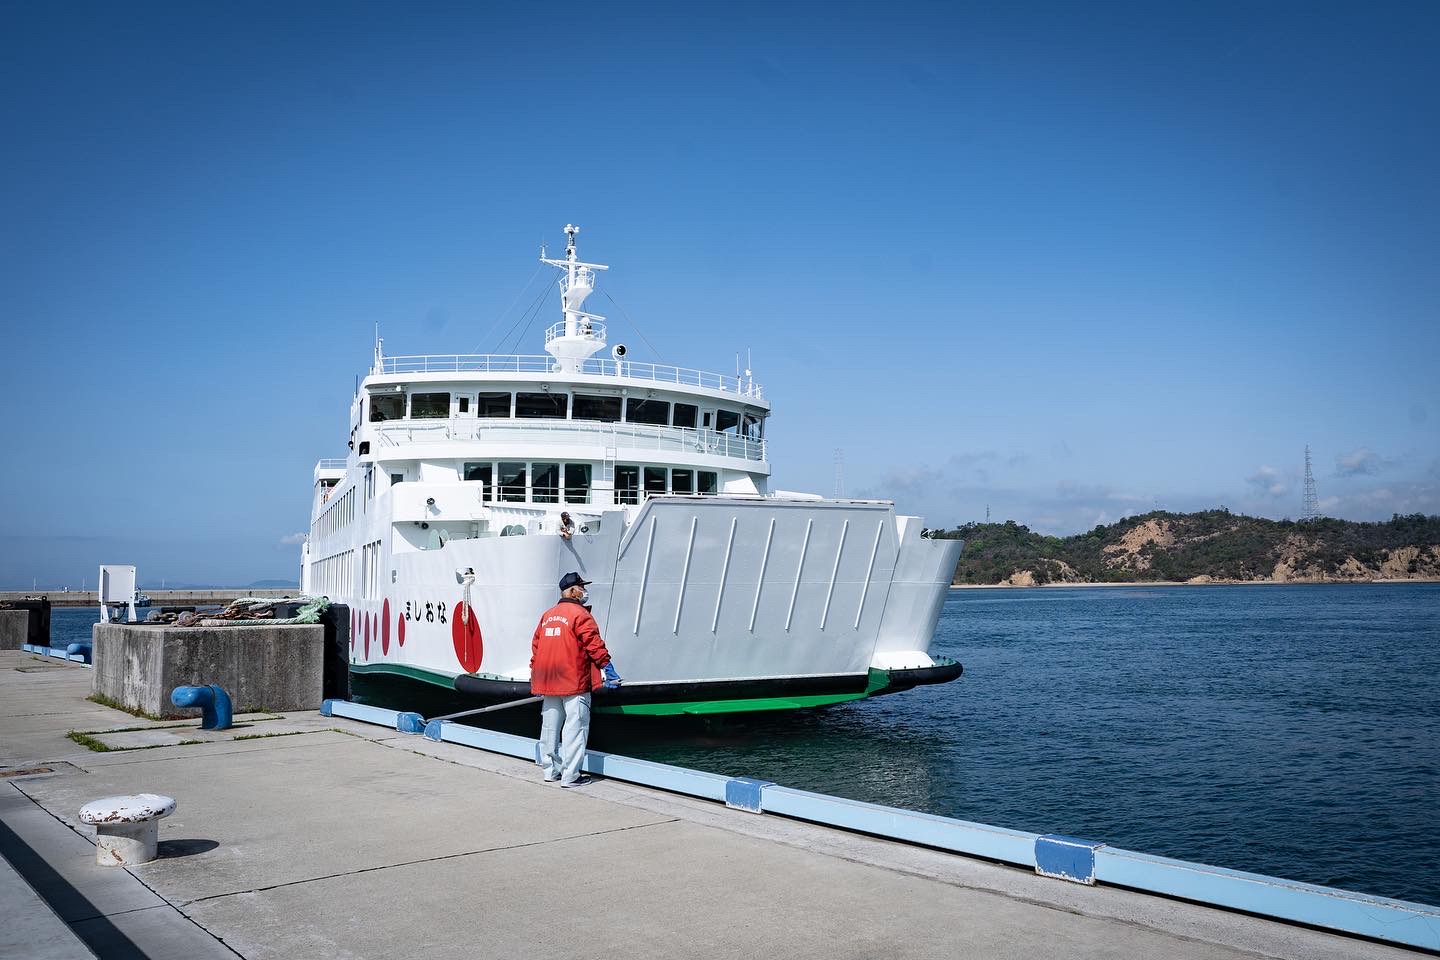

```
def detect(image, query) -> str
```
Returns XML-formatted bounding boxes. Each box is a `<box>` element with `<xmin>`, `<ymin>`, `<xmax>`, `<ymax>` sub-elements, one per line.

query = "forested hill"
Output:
<box><xmin>929</xmin><ymin>511</ymin><xmax>1440</xmax><ymax>586</ymax></box>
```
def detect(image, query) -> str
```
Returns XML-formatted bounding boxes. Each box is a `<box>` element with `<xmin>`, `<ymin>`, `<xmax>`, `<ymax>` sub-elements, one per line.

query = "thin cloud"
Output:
<box><xmin>278</xmin><ymin>532</ymin><xmax>307</xmax><ymax>546</ymax></box>
<box><xmin>1334</xmin><ymin>447</ymin><xmax>1390</xmax><ymax>478</ymax></box>
<box><xmin>1245</xmin><ymin>466</ymin><xmax>1287</xmax><ymax>498</ymax></box>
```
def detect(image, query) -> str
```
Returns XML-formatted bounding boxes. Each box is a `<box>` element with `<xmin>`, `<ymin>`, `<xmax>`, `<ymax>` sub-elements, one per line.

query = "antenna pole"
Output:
<box><xmin>1302</xmin><ymin>445</ymin><xmax>1320</xmax><ymax>520</ymax></box>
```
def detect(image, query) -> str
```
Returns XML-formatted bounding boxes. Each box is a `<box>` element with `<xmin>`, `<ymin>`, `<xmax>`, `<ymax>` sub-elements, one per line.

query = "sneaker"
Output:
<box><xmin>543</xmin><ymin>774</ymin><xmax>559</xmax><ymax>783</ymax></box>
<box><xmin>559</xmin><ymin>775</ymin><xmax>593</xmax><ymax>788</ymax></box>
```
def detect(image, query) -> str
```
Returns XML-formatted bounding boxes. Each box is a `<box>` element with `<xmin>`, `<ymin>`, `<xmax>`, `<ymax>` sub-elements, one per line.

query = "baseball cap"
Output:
<box><xmin>558</xmin><ymin>572</ymin><xmax>591</xmax><ymax>591</ymax></box>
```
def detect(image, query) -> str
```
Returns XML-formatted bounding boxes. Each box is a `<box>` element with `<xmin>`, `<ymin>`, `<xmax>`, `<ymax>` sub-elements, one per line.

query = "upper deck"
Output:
<box><xmin>373</xmin><ymin>353</ymin><xmax>764</xmax><ymax>404</ymax></box>
<box><xmin>320</xmin><ymin>226</ymin><xmax>775</xmax><ymax>494</ymax></box>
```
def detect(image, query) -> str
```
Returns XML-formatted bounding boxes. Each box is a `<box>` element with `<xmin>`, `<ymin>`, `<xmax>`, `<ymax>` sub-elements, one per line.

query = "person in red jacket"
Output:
<box><xmin>531</xmin><ymin>572</ymin><xmax>622</xmax><ymax>787</ymax></box>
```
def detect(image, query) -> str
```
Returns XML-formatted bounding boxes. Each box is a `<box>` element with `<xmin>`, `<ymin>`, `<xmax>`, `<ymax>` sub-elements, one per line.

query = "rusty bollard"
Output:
<box><xmin>78</xmin><ymin>794</ymin><xmax>176</xmax><ymax>866</ymax></box>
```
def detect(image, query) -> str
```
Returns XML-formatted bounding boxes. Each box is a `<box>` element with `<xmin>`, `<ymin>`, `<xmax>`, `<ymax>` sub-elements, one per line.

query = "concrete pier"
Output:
<box><xmin>0</xmin><ymin>649</ymin><xmax>1424</xmax><ymax>959</ymax></box>
<box><xmin>92</xmin><ymin>623</ymin><xmax>325</xmax><ymax>718</ymax></box>
<box><xmin>0</xmin><ymin>589</ymin><xmax>299</xmax><ymax>608</ymax></box>
<box><xmin>0</xmin><ymin>611</ymin><xmax>26</xmax><ymax>649</ymax></box>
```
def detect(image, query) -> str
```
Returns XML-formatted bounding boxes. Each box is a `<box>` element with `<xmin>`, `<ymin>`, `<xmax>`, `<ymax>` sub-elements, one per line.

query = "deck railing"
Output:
<box><xmin>373</xmin><ymin>417</ymin><xmax>767</xmax><ymax>462</ymax></box>
<box><xmin>376</xmin><ymin>354</ymin><xmax>764</xmax><ymax>400</ymax></box>
<box><xmin>544</xmin><ymin>320</ymin><xmax>607</xmax><ymax>343</ymax></box>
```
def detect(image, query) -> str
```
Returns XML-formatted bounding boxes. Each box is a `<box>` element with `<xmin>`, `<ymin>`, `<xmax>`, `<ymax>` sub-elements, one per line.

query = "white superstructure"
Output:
<box><xmin>302</xmin><ymin>226</ymin><xmax>962</xmax><ymax>715</ymax></box>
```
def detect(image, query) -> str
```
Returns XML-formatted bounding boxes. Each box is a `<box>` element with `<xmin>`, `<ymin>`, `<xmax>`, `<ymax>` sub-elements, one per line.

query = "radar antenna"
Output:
<box><xmin>539</xmin><ymin>224</ymin><xmax>610</xmax><ymax>372</ymax></box>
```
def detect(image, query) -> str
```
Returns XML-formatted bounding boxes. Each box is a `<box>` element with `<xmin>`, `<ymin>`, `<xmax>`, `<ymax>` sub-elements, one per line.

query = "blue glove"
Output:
<box><xmin>602</xmin><ymin>662</ymin><xmax>622</xmax><ymax>689</ymax></box>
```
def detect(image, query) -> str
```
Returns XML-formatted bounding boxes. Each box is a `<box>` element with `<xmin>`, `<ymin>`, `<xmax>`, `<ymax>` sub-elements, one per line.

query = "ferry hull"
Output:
<box><xmin>338</xmin><ymin>497</ymin><xmax>963</xmax><ymax>714</ymax></box>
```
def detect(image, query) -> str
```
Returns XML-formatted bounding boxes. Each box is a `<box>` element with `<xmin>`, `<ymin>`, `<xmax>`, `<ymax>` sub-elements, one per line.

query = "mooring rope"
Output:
<box><xmin>460</xmin><ymin>569</ymin><xmax>476</xmax><ymax>624</ymax></box>
<box><xmin>189</xmin><ymin>595</ymin><xmax>331</xmax><ymax>627</ymax></box>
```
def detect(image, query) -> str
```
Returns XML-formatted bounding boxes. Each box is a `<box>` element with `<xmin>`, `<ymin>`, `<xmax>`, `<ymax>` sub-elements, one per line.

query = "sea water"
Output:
<box><xmin>600</xmin><ymin>582</ymin><xmax>1440</xmax><ymax>907</ymax></box>
<box><xmin>48</xmin><ymin>582</ymin><xmax>1440</xmax><ymax>905</ymax></box>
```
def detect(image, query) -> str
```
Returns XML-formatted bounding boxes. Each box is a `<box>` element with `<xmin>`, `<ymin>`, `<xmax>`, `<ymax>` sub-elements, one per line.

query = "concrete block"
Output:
<box><xmin>0</xmin><ymin>611</ymin><xmax>25</xmax><ymax>649</ymax></box>
<box><xmin>92</xmin><ymin>623</ymin><xmax>325</xmax><ymax>717</ymax></box>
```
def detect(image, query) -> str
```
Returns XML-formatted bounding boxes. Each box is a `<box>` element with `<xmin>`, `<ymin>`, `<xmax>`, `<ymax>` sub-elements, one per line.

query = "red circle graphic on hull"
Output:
<box><xmin>350</xmin><ymin>610</ymin><xmax>356</xmax><ymax>651</ymax></box>
<box><xmin>398</xmin><ymin>613</ymin><xmax>406</xmax><ymax>647</ymax></box>
<box><xmin>452</xmin><ymin>601</ymin><xmax>483</xmax><ymax>673</ymax></box>
<box><xmin>364</xmin><ymin>611</ymin><xmax>372</xmax><ymax>660</ymax></box>
<box><xmin>381</xmin><ymin>599</ymin><xmax>391</xmax><ymax>655</ymax></box>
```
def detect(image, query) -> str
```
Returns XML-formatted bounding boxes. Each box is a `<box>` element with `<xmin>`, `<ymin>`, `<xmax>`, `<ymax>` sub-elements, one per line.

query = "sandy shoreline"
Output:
<box><xmin>950</xmin><ymin>578</ymin><xmax>1440</xmax><ymax>590</ymax></box>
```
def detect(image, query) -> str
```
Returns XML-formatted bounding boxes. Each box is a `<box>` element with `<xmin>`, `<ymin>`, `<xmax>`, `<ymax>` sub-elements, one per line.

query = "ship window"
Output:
<box><xmin>457</xmin><ymin>397</ymin><xmax>470</xmax><ymax>413</ymax></box>
<box><xmin>565</xmin><ymin>463</ymin><xmax>592</xmax><ymax>504</ymax></box>
<box><xmin>673</xmin><ymin>403</ymin><xmax>698</xmax><ymax>429</ymax></box>
<box><xmin>616</xmin><ymin>465</ymin><xmax>639</xmax><ymax>505</ymax></box>
<box><xmin>498</xmin><ymin>462</ymin><xmax>526</xmax><ymax>502</ymax></box>
<box><xmin>573</xmin><ymin>394</ymin><xmax>621</xmax><ymax>422</ymax></box>
<box><xmin>477</xmin><ymin>392</ymin><xmax>511</xmax><ymax>417</ymax></box>
<box><xmin>643</xmin><ymin>466</ymin><xmax>667</xmax><ymax>495</ymax></box>
<box><xmin>369</xmin><ymin>394</ymin><xmax>404</xmax><ymax>422</ymax></box>
<box><xmin>699</xmin><ymin>471</ymin><xmax>718</xmax><ymax>495</ymax></box>
<box><xmin>743</xmin><ymin>414</ymin><xmax>762</xmax><ymax>440</ymax></box>
<box><xmin>391</xmin><ymin>474</ymin><xmax>404</xmax><ymax>485</ymax></box>
<box><xmin>671</xmin><ymin>469</ymin><xmax>693</xmax><ymax>494</ymax></box>
<box><xmin>626</xmin><ymin>397</ymin><xmax>669</xmax><ymax>426</ymax></box>
<box><xmin>463</xmin><ymin>462</ymin><xmax>493</xmax><ymax>501</ymax></box>
<box><xmin>532</xmin><ymin>462</ymin><xmax>560</xmax><ymax>503</ymax></box>
<box><xmin>516</xmin><ymin>392</ymin><xmax>568</xmax><ymax>419</ymax></box>
<box><xmin>410</xmin><ymin>392</ymin><xmax>450</xmax><ymax>419</ymax></box>
<box><xmin>715</xmin><ymin>409</ymin><xmax>740</xmax><ymax>435</ymax></box>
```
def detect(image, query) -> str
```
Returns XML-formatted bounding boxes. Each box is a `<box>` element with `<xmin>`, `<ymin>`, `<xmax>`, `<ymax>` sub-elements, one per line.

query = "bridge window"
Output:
<box><xmin>565</xmin><ymin>464</ymin><xmax>592</xmax><ymax>504</ymax></box>
<box><xmin>532</xmin><ymin>462</ymin><xmax>560</xmax><ymax>503</ymax></box>
<box><xmin>464</xmin><ymin>462</ymin><xmax>493</xmax><ymax>501</ymax></box>
<box><xmin>743</xmin><ymin>414</ymin><xmax>762</xmax><ymax>440</ymax></box>
<box><xmin>699</xmin><ymin>471</ymin><xmax>718</xmax><ymax>495</ymax></box>
<box><xmin>477</xmin><ymin>392</ymin><xmax>511</xmax><ymax>417</ymax></box>
<box><xmin>643</xmin><ymin>466</ymin><xmax>667</xmax><ymax>496</ymax></box>
<box><xmin>671</xmin><ymin>469</ymin><xmax>693</xmax><ymax>494</ymax></box>
<box><xmin>573</xmin><ymin>394</ymin><xmax>621</xmax><ymax>422</ymax></box>
<box><xmin>498</xmin><ymin>462</ymin><xmax>527</xmax><ymax>502</ymax></box>
<box><xmin>627</xmin><ymin>397</ymin><xmax>669</xmax><ymax>426</ymax></box>
<box><xmin>516</xmin><ymin>392</ymin><xmax>568</xmax><ymax>419</ymax></box>
<box><xmin>369</xmin><ymin>394</ymin><xmax>404</xmax><ymax>422</ymax></box>
<box><xmin>410</xmin><ymin>392</ymin><xmax>450</xmax><ymax>419</ymax></box>
<box><xmin>616</xmin><ymin>465</ymin><xmax>639</xmax><ymax>505</ymax></box>
<box><xmin>672</xmin><ymin>403</ymin><xmax>698</xmax><ymax>429</ymax></box>
<box><xmin>715</xmin><ymin>410</ymin><xmax>740</xmax><ymax>434</ymax></box>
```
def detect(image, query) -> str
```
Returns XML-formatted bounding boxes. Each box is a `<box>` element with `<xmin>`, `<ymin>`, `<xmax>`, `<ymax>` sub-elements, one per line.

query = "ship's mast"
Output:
<box><xmin>540</xmin><ymin>224</ymin><xmax>610</xmax><ymax>372</ymax></box>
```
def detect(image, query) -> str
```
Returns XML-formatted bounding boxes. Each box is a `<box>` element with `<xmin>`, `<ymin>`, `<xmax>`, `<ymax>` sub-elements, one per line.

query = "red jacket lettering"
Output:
<box><xmin>530</xmin><ymin>598</ymin><xmax>613</xmax><ymax>696</ymax></box>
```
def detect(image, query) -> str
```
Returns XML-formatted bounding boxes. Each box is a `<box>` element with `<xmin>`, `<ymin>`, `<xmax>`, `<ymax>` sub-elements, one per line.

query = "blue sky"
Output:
<box><xmin>3</xmin><ymin>1</ymin><xmax>1437</xmax><ymax>587</ymax></box>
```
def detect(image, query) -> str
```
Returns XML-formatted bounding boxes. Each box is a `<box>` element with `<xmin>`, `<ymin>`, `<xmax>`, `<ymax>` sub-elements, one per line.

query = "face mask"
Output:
<box><xmin>578</xmin><ymin>590</ymin><xmax>590</xmax><ymax>605</ymax></box>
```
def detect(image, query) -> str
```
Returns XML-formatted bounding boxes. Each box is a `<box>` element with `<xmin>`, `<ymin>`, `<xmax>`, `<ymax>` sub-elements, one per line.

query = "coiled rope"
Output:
<box><xmin>188</xmin><ymin>595</ymin><xmax>331</xmax><ymax>627</ymax></box>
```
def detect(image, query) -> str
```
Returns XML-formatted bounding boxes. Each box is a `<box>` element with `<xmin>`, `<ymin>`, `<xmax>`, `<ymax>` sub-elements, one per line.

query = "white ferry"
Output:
<box><xmin>302</xmin><ymin>226</ymin><xmax>963</xmax><ymax>715</ymax></box>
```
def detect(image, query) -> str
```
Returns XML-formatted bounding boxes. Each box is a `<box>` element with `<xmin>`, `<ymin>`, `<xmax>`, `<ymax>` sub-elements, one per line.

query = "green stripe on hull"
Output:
<box><xmin>349</xmin><ymin>662</ymin><xmax>460</xmax><ymax>690</ymax></box>
<box><xmin>349</xmin><ymin>665</ymin><xmax>921</xmax><ymax>715</ymax></box>
<box><xmin>596</xmin><ymin>669</ymin><xmax>899</xmax><ymax>716</ymax></box>
<box><xmin>596</xmin><ymin>691</ymin><xmax>870</xmax><ymax>716</ymax></box>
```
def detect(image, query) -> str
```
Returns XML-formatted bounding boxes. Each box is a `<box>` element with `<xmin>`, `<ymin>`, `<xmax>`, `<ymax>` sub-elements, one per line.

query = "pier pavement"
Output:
<box><xmin>0</xmin><ymin>650</ymin><xmax>1421</xmax><ymax>960</ymax></box>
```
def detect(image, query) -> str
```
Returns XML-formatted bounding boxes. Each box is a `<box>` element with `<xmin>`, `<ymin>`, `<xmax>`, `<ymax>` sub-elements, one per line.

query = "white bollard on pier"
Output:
<box><xmin>78</xmin><ymin>793</ymin><xmax>176</xmax><ymax>866</ymax></box>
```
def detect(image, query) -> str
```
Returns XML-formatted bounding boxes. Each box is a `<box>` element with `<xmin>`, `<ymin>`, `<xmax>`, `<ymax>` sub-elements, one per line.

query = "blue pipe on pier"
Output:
<box><xmin>170</xmin><ymin>684</ymin><xmax>234</xmax><ymax>730</ymax></box>
<box><xmin>65</xmin><ymin>642</ymin><xmax>92</xmax><ymax>664</ymax></box>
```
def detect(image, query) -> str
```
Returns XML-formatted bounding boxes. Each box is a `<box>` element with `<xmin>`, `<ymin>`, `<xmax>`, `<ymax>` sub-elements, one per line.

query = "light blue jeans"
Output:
<box><xmin>538</xmin><ymin>692</ymin><xmax>591</xmax><ymax>784</ymax></box>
